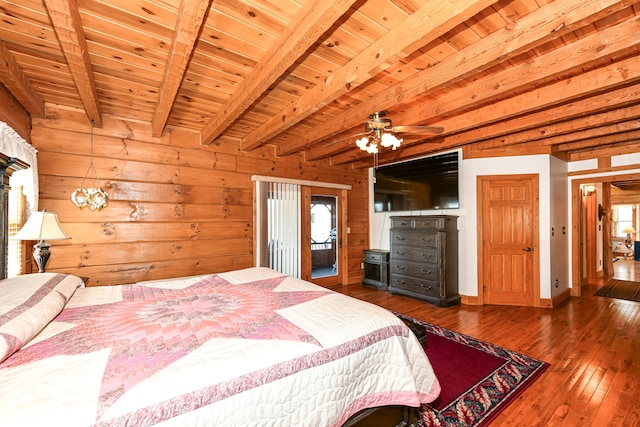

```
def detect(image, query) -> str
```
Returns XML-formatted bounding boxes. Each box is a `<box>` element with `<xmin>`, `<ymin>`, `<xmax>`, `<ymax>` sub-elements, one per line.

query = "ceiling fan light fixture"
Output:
<box><xmin>354</xmin><ymin>112</ymin><xmax>443</xmax><ymax>156</ymax></box>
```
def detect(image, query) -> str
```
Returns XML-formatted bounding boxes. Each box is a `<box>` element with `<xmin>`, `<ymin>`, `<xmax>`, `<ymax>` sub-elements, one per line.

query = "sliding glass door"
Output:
<box><xmin>255</xmin><ymin>180</ymin><xmax>301</xmax><ymax>277</ymax></box>
<box><xmin>254</xmin><ymin>177</ymin><xmax>348</xmax><ymax>286</ymax></box>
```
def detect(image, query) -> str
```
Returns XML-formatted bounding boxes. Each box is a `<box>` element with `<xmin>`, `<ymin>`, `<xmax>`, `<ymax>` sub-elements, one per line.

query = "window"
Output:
<box><xmin>612</xmin><ymin>205</ymin><xmax>635</xmax><ymax>238</ymax></box>
<box><xmin>0</xmin><ymin>122</ymin><xmax>38</xmax><ymax>278</ymax></box>
<box><xmin>255</xmin><ymin>179</ymin><xmax>301</xmax><ymax>278</ymax></box>
<box><xmin>8</xmin><ymin>178</ymin><xmax>28</xmax><ymax>277</ymax></box>
<box><xmin>0</xmin><ymin>157</ymin><xmax>29</xmax><ymax>278</ymax></box>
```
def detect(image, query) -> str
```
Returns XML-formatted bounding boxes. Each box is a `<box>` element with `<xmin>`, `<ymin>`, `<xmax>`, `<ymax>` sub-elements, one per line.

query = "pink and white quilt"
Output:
<box><xmin>0</xmin><ymin>267</ymin><xmax>440</xmax><ymax>426</ymax></box>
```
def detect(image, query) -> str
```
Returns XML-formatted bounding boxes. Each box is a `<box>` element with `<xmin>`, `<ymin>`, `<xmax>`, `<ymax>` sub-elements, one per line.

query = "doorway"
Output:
<box><xmin>254</xmin><ymin>176</ymin><xmax>349</xmax><ymax>286</ymax></box>
<box><xmin>309</xmin><ymin>195</ymin><xmax>338</xmax><ymax>279</ymax></box>
<box><xmin>301</xmin><ymin>187</ymin><xmax>347</xmax><ymax>287</ymax></box>
<box><xmin>571</xmin><ymin>173</ymin><xmax>640</xmax><ymax>295</ymax></box>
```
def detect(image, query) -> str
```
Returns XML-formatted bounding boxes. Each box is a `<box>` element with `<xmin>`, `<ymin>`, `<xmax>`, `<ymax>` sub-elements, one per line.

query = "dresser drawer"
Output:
<box><xmin>411</xmin><ymin>217</ymin><xmax>446</xmax><ymax>230</ymax></box>
<box><xmin>364</xmin><ymin>250</ymin><xmax>389</xmax><ymax>263</ymax></box>
<box><xmin>390</xmin><ymin>245</ymin><xmax>438</xmax><ymax>263</ymax></box>
<box><xmin>390</xmin><ymin>260</ymin><xmax>438</xmax><ymax>281</ymax></box>
<box><xmin>389</xmin><ymin>275</ymin><xmax>439</xmax><ymax>298</ymax></box>
<box><xmin>391</xmin><ymin>230</ymin><xmax>439</xmax><ymax>247</ymax></box>
<box><xmin>390</xmin><ymin>216</ymin><xmax>446</xmax><ymax>230</ymax></box>
<box><xmin>389</xmin><ymin>217</ymin><xmax>414</xmax><ymax>230</ymax></box>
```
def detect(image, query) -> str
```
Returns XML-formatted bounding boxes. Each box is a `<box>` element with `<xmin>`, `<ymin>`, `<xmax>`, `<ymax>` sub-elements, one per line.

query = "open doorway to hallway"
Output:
<box><xmin>579</xmin><ymin>179</ymin><xmax>640</xmax><ymax>289</ymax></box>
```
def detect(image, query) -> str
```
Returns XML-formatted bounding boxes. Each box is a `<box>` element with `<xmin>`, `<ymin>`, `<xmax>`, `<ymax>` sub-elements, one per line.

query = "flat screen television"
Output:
<box><xmin>373</xmin><ymin>151</ymin><xmax>459</xmax><ymax>212</ymax></box>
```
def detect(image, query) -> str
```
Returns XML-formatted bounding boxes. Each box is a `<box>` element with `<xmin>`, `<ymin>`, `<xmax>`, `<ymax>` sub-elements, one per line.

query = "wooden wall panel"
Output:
<box><xmin>31</xmin><ymin>106</ymin><xmax>369</xmax><ymax>286</ymax></box>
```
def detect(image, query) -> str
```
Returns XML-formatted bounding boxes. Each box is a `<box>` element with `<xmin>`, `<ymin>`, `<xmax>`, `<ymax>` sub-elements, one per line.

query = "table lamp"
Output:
<box><xmin>14</xmin><ymin>210</ymin><xmax>71</xmax><ymax>273</ymax></box>
<box><xmin>622</xmin><ymin>226</ymin><xmax>636</xmax><ymax>246</ymax></box>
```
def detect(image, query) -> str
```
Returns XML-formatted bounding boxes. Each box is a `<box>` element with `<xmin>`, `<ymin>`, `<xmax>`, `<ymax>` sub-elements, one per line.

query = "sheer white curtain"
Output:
<box><xmin>254</xmin><ymin>179</ymin><xmax>301</xmax><ymax>278</ymax></box>
<box><xmin>0</xmin><ymin>122</ymin><xmax>38</xmax><ymax>212</ymax></box>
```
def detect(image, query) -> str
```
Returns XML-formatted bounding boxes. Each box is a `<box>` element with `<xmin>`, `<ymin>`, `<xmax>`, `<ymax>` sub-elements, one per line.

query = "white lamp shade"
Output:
<box><xmin>14</xmin><ymin>211</ymin><xmax>71</xmax><ymax>241</ymax></box>
<box><xmin>355</xmin><ymin>136</ymin><xmax>369</xmax><ymax>150</ymax></box>
<box><xmin>380</xmin><ymin>132</ymin><xmax>402</xmax><ymax>148</ymax></box>
<box><xmin>622</xmin><ymin>226</ymin><xmax>636</xmax><ymax>234</ymax></box>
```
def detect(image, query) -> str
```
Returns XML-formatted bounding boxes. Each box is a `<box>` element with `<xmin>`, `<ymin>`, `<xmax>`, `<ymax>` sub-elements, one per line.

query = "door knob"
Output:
<box><xmin>523</xmin><ymin>247</ymin><xmax>532</xmax><ymax>252</ymax></box>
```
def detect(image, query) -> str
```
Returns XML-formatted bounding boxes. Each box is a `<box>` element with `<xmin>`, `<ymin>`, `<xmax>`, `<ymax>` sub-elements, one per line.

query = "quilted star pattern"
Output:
<box><xmin>4</xmin><ymin>274</ymin><xmax>330</xmax><ymax>419</ymax></box>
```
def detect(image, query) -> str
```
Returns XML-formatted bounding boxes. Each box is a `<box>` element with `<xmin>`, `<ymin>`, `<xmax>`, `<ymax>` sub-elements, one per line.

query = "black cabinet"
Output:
<box><xmin>362</xmin><ymin>249</ymin><xmax>389</xmax><ymax>290</ymax></box>
<box><xmin>388</xmin><ymin>215</ymin><xmax>459</xmax><ymax>307</ymax></box>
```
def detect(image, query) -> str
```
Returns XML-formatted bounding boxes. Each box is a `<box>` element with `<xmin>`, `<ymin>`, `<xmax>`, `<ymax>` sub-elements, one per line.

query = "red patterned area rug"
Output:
<box><xmin>394</xmin><ymin>313</ymin><xmax>549</xmax><ymax>427</ymax></box>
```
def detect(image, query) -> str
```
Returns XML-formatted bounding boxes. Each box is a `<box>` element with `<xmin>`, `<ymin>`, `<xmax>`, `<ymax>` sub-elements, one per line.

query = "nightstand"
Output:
<box><xmin>362</xmin><ymin>249</ymin><xmax>389</xmax><ymax>290</ymax></box>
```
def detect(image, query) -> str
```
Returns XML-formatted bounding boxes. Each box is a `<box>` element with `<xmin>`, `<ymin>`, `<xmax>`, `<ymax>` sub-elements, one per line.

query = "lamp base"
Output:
<box><xmin>33</xmin><ymin>240</ymin><xmax>51</xmax><ymax>273</ymax></box>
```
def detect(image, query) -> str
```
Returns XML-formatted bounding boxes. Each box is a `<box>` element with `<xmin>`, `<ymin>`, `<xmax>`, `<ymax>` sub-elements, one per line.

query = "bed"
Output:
<box><xmin>0</xmin><ymin>267</ymin><xmax>440</xmax><ymax>426</ymax></box>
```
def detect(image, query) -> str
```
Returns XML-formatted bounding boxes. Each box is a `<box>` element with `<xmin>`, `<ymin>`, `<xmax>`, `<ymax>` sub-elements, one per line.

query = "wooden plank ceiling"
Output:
<box><xmin>1</xmin><ymin>0</ymin><xmax>639</xmax><ymax>168</ymax></box>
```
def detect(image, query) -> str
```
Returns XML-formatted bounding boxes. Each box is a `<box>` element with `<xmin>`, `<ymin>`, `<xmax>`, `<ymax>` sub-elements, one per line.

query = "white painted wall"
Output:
<box><xmin>549</xmin><ymin>156</ymin><xmax>570</xmax><ymax>298</ymax></box>
<box><xmin>368</xmin><ymin>151</ymin><xmax>640</xmax><ymax>302</ymax></box>
<box><xmin>369</xmin><ymin>152</ymin><xmax>563</xmax><ymax>300</ymax></box>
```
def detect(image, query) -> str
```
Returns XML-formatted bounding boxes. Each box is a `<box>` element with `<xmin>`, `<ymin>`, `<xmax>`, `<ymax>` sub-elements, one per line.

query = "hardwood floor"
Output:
<box><xmin>332</xmin><ymin>274</ymin><xmax>640</xmax><ymax>426</ymax></box>
<box><xmin>612</xmin><ymin>257</ymin><xmax>640</xmax><ymax>282</ymax></box>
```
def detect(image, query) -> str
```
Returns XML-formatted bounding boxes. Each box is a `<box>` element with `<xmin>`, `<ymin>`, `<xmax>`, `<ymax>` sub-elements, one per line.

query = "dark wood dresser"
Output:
<box><xmin>388</xmin><ymin>215</ymin><xmax>459</xmax><ymax>307</ymax></box>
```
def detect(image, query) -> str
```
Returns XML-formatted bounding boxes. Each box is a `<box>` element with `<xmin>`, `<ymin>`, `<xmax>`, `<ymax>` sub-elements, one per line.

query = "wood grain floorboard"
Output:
<box><xmin>330</xmin><ymin>262</ymin><xmax>640</xmax><ymax>426</ymax></box>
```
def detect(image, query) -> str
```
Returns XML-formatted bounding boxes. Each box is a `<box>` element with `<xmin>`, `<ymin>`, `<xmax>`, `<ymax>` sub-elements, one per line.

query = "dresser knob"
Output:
<box><xmin>396</xmin><ymin>265</ymin><xmax>405</xmax><ymax>270</ymax></box>
<box><xmin>421</xmin><ymin>269</ymin><xmax>432</xmax><ymax>274</ymax></box>
<box><xmin>421</xmin><ymin>284</ymin><xmax>433</xmax><ymax>290</ymax></box>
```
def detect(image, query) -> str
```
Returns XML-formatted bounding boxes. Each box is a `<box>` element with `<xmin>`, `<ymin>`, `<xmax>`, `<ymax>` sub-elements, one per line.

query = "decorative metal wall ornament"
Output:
<box><xmin>70</xmin><ymin>121</ymin><xmax>109</xmax><ymax>210</ymax></box>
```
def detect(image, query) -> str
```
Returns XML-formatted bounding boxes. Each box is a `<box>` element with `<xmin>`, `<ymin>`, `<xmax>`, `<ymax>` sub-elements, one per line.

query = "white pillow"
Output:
<box><xmin>0</xmin><ymin>273</ymin><xmax>83</xmax><ymax>363</ymax></box>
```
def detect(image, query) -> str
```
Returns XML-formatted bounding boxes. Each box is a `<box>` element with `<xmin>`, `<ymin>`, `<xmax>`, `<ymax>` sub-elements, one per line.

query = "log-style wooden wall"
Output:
<box><xmin>31</xmin><ymin>106</ymin><xmax>369</xmax><ymax>286</ymax></box>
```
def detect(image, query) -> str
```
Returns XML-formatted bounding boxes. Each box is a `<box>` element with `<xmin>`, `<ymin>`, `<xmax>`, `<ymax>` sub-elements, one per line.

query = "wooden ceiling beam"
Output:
<box><xmin>413</xmin><ymin>85</ymin><xmax>640</xmax><ymax>158</ymax></box>
<box><xmin>538</xmin><ymin>119</ymin><xmax>640</xmax><ymax>147</ymax></box>
<box><xmin>567</xmin><ymin>139</ymin><xmax>640</xmax><ymax>161</ymax></box>
<box><xmin>463</xmin><ymin>140</ymin><xmax>554</xmax><ymax>159</ymax></box>
<box><xmin>0</xmin><ymin>41</ymin><xmax>45</xmax><ymax>119</ymax></box>
<box><xmin>322</xmin><ymin>102</ymin><xmax>640</xmax><ymax>162</ymax></box>
<box><xmin>151</xmin><ymin>0</ymin><xmax>211</xmax><ymax>137</ymax></box>
<box><xmin>413</xmin><ymin>57</ymin><xmax>640</xmax><ymax>151</ymax></box>
<box><xmin>278</xmin><ymin>0</ymin><xmax>635</xmax><ymax>157</ymax></box>
<box><xmin>200</xmin><ymin>0</ymin><xmax>359</xmax><ymax>145</ymax></box>
<box><xmin>0</xmin><ymin>83</ymin><xmax>31</xmax><ymax>142</ymax></box>
<box><xmin>43</xmin><ymin>0</ymin><xmax>102</xmax><ymax>127</ymax></box>
<box><xmin>330</xmin><ymin>65</ymin><xmax>640</xmax><ymax>167</ymax></box>
<box><xmin>308</xmin><ymin>16</ymin><xmax>640</xmax><ymax>162</ymax></box>
<box><xmin>467</xmin><ymin>104</ymin><xmax>640</xmax><ymax>151</ymax></box>
<box><xmin>557</xmin><ymin>129</ymin><xmax>640</xmax><ymax>152</ymax></box>
<box><xmin>239</xmin><ymin>0</ymin><xmax>497</xmax><ymax>151</ymax></box>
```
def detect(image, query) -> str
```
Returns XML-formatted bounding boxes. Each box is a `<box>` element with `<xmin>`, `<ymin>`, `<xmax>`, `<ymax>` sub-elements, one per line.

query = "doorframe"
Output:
<box><xmin>252</xmin><ymin>175</ymin><xmax>351</xmax><ymax>281</ymax></box>
<box><xmin>476</xmin><ymin>174</ymin><xmax>540</xmax><ymax>307</ymax></box>
<box><xmin>301</xmin><ymin>187</ymin><xmax>348</xmax><ymax>287</ymax></box>
<box><xmin>570</xmin><ymin>171</ymin><xmax>640</xmax><ymax>296</ymax></box>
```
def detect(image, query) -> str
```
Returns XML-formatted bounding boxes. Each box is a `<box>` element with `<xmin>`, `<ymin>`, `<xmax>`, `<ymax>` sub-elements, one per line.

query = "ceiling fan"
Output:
<box><xmin>353</xmin><ymin>111</ymin><xmax>444</xmax><ymax>154</ymax></box>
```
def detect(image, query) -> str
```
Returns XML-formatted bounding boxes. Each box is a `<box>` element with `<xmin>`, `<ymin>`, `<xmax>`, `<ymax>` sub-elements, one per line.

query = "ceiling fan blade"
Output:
<box><xmin>391</xmin><ymin>125</ymin><xmax>444</xmax><ymax>134</ymax></box>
